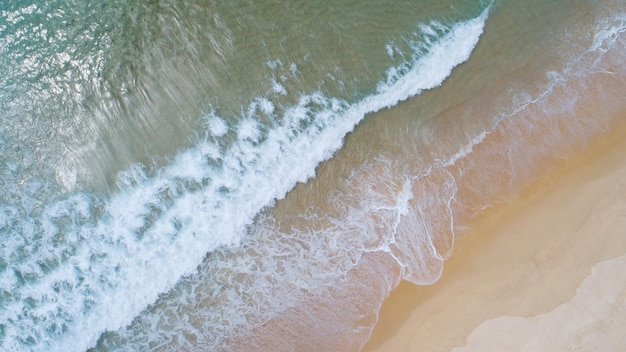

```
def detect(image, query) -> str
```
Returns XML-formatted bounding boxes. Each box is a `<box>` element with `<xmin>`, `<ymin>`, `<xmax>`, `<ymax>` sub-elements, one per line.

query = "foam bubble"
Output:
<box><xmin>205</xmin><ymin>115</ymin><xmax>229</xmax><ymax>137</ymax></box>
<box><xmin>257</xmin><ymin>97</ymin><xmax>276</xmax><ymax>114</ymax></box>
<box><xmin>591</xmin><ymin>14</ymin><xmax>626</xmax><ymax>52</ymax></box>
<box><xmin>271</xmin><ymin>80</ymin><xmax>288</xmax><ymax>96</ymax></box>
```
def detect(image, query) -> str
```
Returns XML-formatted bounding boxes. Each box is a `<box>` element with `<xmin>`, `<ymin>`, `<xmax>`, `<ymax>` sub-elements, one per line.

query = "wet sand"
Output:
<box><xmin>363</xmin><ymin>122</ymin><xmax>626</xmax><ymax>351</ymax></box>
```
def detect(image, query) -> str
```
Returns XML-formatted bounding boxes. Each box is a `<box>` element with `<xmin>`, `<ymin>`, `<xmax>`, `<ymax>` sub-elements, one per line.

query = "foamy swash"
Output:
<box><xmin>99</xmin><ymin>9</ymin><xmax>626</xmax><ymax>352</ymax></box>
<box><xmin>0</xmin><ymin>8</ymin><xmax>490</xmax><ymax>352</ymax></box>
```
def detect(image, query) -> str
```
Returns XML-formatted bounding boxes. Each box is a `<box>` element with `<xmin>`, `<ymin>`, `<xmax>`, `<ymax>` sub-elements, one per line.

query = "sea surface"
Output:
<box><xmin>1</xmin><ymin>0</ymin><xmax>625</xmax><ymax>351</ymax></box>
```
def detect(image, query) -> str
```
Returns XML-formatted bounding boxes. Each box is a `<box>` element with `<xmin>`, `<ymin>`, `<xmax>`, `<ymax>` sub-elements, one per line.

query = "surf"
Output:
<box><xmin>0</xmin><ymin>6</ymin><xmax>491</xmax><ymax>351</ymax></box>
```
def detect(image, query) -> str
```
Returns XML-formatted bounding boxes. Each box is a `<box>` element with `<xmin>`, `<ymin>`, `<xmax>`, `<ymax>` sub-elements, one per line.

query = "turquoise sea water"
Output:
<box><xmin>1</xmin><ymin>0</ymin><xmax>625</xmax><ymax>351</ymax></box>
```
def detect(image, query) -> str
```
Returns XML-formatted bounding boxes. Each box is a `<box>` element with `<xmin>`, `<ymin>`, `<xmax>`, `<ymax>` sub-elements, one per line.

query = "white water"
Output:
<box><xmin>0</xmin><ymin>9</ymin><xmax>490</xmax><ymax>352</ymax></box>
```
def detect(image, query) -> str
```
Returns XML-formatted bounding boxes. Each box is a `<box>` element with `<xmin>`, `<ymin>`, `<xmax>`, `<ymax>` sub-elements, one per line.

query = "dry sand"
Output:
<box><xmin>363</xmin><ymin>124</ymin><xmax>626</xmax><ymax>352</ymax></box>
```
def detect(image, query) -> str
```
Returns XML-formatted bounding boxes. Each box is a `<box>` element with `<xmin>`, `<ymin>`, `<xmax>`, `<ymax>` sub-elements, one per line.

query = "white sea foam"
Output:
<box><xmin>94</xmin><ymin>4</ymin><xmax>623</xmax><ymax>350</ymax></box>
<box><xmin>271</xmin><ymin>79</ymin><xmax>288</xmax><ymax>95</ymax></box>
<box><xmin>205</xmin><ymin>116</ymin><xmax>229</xmax><ymax>137</ymax></box>
<box><xmin>591</xmin><ymin>13</ymin><xmax>626</xmax><ymax>52</ymax></box>
<box><xmin>0</xmin><ymin>7</ymin><xmax>491</xmax><ymax>352</ymax></box>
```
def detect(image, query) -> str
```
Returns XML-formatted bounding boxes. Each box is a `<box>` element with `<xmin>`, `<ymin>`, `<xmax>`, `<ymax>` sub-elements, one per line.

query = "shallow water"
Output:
<box><xmin>1</xmin><ymin>0</ymin><xmax>625</xmax><ymax>350</ymax></box>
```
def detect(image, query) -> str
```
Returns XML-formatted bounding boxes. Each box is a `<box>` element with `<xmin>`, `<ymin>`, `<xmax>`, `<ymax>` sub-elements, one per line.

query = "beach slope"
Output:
<box><xmin>365</xmin><ymin>126</ymin><xmax>626</xmax><ymax>352</ymax></box>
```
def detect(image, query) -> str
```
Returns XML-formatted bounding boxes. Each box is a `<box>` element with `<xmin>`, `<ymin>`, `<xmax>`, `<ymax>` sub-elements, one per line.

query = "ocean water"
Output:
<box><xmin>1</xmin><ymin>0</ymin><xmax>625</xmax><ymax>351</ymax></box>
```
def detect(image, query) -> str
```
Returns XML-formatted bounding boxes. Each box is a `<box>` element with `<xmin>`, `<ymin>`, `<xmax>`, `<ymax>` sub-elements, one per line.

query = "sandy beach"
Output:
<box><xmin>363</xmin><ymin>121</ymin><xmax>626</xmax><ymax>352</ymax></box>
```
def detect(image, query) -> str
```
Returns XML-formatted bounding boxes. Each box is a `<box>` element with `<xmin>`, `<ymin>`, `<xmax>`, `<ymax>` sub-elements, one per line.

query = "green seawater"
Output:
<box><xmin>1</xmin><ymin>0</ymin><xmax>486</xmax><ymax>194</ymax></box>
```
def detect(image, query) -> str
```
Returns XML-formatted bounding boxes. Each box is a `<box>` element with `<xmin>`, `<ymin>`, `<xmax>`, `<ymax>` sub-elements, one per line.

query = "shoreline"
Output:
<box><xmin>363</xmin><ymin>121</ymin><xmax>626</xmax><ymax>351</ymax></box>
